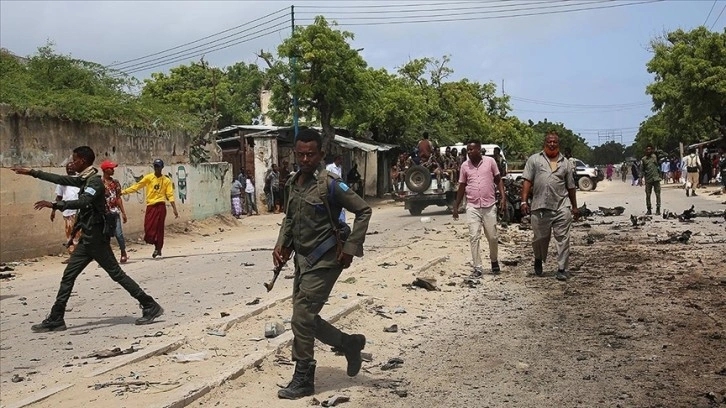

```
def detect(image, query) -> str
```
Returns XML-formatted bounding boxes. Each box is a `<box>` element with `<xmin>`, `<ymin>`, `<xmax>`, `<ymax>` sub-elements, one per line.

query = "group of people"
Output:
<box><xmin>230</xmin><ymin>169</ymin><xmax>260</xmax><ymax>218</ymax></box>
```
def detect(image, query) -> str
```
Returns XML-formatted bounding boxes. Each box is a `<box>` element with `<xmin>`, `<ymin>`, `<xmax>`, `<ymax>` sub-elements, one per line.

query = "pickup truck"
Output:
<box><xmin>396</xmin><ymin>164</ymin><xmax>462</xmax><ymax>215</ymax></box>
<box><xmin>506</xmin><ymin>158</ymin><xmax>604</xmax><ymax>191</ymax></box>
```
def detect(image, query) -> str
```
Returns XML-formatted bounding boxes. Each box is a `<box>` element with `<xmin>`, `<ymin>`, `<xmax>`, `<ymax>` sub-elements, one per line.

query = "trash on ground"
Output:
<box><xmin>172</xmin><ymin>351</ymin><xmax>208</xmax><ymax>363</ymax></box>
<box><xmin>383</xmin><ymin>324</ymin><xmax>399</xmax><ymax>333</ymax></box>
<box><xmin>246</xmin><ymin>297</ymin><xmax>261</xmax><ymax>306</ymax></box>
<box><xmin>321</xmin><ymin>394</ymin><xmax>350</xmax><ymax>407</ymax></box>
<box><xmin>381</xmin><ymin>357</ymin><xmax>404</xmax><ymax>371</ymax></box>
<box><xmin>265</xmin><ymin>321</ymin><xmax>286</xmax><ymax>338</ymax></box>
<box><xmin>85</xmin><ymin>347</ymin><xmax>137</xmax><ymax>359</ymax></box>
<box><xmin>411</xmin><ymin>277</ymin><xmax>439</xmax><ymax>291</ymax></box>
<box><xmin>206</xmin><ymin>329</ymin><xmax>226</xmax><ymax>337</ymax></box>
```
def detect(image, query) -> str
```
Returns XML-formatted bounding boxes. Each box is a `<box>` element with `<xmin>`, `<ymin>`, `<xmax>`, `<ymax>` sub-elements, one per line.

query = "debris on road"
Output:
<box><xmin>657</xmin><ymin>230</ymin><xmax>692</xmax><ymax>244</ymax></box>
<box><xmin>91</xmin><ymin>380</ymin><xmax>179</xmax><ymax>390</ymax></box>
<box><xmin>381</xmin><ymin>357</ymin><xmax>404</xmax><ymax>371</ymax></box>
<box><xmin>0</xmin><ymin>272</ymin><xmax>16</xmax><ymax>279</ymax></box>
<box><xmin>220</xmin><ymin>312</ymin><xmax>230</xmax><ymax>318</ymax></box>
<box><xmin>383</xmin><ymin>324</ymin><xmax>399</xmax><ymax>333</ymax></box>
<box><xmin>172</xmin><ymin>351</ymin><xmax>208</xmax><ymax>363</ymax></box>
<box><xmin>321</xmin><ymin>394</ymin><xmax>350</xmax><ymax>407</ymax></box>
<box><xmin>410</xmin><ymin>277</ymin><xmax>439</xmax><ymax>291</ymax></box>
<box><xmin>245</xmin><ymin>297</ymin><xmax>261</xmax><ymax>306</ymax></box>
<box><xmin>206</xmin><ymin>329</ymin><xmax>226</xmax><ymax>337</ymax></box>
<box><xmin>264</xmin><ymin>321</ymin><xmax>286</xmax><ymax>338</ymax></box>
<box><xmin>598</xmin><ymin>206</ymin><xmax>625</xmax><ymax>216</ymax></box>
<box><xmin>84</xmin><ymin>347</ymin><xmax>137</xmax><ymax>359</ymax></box>
<box><xmin>11</xmin><ymin>373</ymin><xmax>24</xmax><ymax>383</ymax></box>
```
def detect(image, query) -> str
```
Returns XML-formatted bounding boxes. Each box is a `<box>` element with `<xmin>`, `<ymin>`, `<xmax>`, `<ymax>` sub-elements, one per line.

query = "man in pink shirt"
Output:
<box><xmin>453</xmin><ymin>141</ymin><xmax>507</xmax><ymax>277</ymax></box>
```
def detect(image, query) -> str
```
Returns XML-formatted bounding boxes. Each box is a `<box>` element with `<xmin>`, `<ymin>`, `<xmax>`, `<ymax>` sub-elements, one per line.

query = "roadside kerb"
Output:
<box><xmin>85</xmin><ymin>336</ymin><xmax>187</xmax><ymax>378</ymax></box>
<box><xmin>4</xmin><ymin>383</ymin><xmax>74</xmax><ymax>408</ymax></box>
<box><xmin>157</xmin><ymin>297</ymin><xmax>372</xmax><ymax>408</ymax></box>
<box><xmin>214</xmin><ymin>294</ymin><xmax>293</xmax><ymax>332</ymax></box>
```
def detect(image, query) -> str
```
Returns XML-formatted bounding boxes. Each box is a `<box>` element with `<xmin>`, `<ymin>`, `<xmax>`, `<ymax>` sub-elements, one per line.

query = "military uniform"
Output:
<box><xmin>276</xmin><ymin>166</ymin><xmax>372</xmax><ymax>363</ymax></box>
<box><xmin>29</xmin><ymin>167</ymin><xmax>160</xmax><ymax>331</ymax></box>
<box><xmin>640</xmin><ymin>153</ymin><xmax>661</xmax><ymax>214</ymax></box>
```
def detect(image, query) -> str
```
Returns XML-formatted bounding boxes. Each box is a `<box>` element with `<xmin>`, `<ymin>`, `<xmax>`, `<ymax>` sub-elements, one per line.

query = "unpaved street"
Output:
<box><xmin>1</xmin><ymin>180</ymin><xmax>724</xmax><ymax>408</ymax></box>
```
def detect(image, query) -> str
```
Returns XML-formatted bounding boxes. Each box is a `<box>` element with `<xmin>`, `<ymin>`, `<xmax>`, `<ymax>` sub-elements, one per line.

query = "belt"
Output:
<box><xmin>304</xmin><ymin>234</ymin><xmax>338</xmax><ymax>267</ymax></box>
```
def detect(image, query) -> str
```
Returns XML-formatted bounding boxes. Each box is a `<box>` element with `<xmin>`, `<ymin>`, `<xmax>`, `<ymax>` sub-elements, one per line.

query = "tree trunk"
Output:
<box><xmin>318</xmin><ymin>99</ymin><xmax>335</xmax><ymax>154</ymax></box>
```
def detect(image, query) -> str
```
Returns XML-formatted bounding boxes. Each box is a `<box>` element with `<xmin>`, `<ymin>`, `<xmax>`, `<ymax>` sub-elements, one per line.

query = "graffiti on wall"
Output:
<box><xmin>122</xmin><ymin>168</ymin><xmax>145</xmax><ymax>204</ymax></box>
<box><xmin>176</xmin><ymin>165</ymin><xmax>188</xmax><ymax>203</ymax></box>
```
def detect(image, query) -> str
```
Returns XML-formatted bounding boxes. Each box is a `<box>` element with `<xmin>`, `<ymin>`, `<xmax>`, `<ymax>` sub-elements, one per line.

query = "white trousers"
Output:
<box><xmin>466</xmin><ymin>205</ymin><xmax>499</xmax><ymax>268</ymax></box>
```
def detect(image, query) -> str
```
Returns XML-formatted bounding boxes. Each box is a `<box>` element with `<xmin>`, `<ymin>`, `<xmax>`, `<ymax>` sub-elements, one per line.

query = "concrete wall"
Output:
<box><xmin>351</xmin><ymin>150</ymin><xmax>379</xmax><ymax>197</ymax></box>
<box><xmin>0</xmin><ymin>106</ymin><xmax>234</xmax><ymax>262</ymax></box>
<box><xmin>252</xmin><ymin>136</ymin><xmax>277</xmax><ymax>212</ymax></box>
<box><xmin>0</xmin><ymin>162</ymin><xmax>231</xmax><ymax>262</ymax></box>
<box><xmin>0</xmin><ymin>104</ymin><xmax>191</xmax><ymax>167</ymax></box>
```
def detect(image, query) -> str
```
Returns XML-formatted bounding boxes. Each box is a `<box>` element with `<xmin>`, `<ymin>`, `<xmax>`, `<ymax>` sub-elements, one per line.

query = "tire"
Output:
<box><xmin>578</xmin><ymin>176</ymin><xmax>594</xmax><ymax>191</ymax></box>
<box><xmin>409</xmin><ymin>204</ymin><xmax>424</xmax><ymax>216</ymax></box>
<box><xmin>405</xmin><ymin>165</ymin><xmax>432</xmax><ymax>193</ymax></box>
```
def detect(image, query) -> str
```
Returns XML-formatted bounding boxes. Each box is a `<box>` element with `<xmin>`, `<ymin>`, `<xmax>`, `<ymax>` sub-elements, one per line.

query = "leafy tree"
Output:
<box><xmin>590</xmin><ymin>141</ymin><xmax>626</xmax><ymax>165</ymax></box>
<box><xmin>645</xmin><ymin>27</ymin><xmax>726</xmax><ymax>143</ymax></box>
<box><xmin>271</xmin><ymin>16</ymin><xmax>368</xmax><ymax>153</ymax></box>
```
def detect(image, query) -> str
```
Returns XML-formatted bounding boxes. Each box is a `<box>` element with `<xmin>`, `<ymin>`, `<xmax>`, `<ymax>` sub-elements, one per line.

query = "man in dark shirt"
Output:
<box><xmin>13</xmin><ymin>146</ymin><xmax>163</xmax><ymax>332</ymax></box>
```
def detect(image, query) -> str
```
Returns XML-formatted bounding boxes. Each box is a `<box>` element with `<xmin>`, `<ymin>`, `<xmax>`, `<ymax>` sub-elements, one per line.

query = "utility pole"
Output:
<box><xmin>291</xmin><ymin>5</ymin><xmax>299</xmax><ymax>141</ymax></box>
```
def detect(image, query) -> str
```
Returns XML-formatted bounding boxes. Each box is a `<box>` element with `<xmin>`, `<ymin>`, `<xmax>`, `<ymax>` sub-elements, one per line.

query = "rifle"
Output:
<box><xmin>263</xmin><ymin>254</ymin><xmax>292</xmax><ymax>292</ymax></box>
<box><xmin>63</xmin><ymin>221</ymin><xmax>82</xmax><ymax>248</ymax></box>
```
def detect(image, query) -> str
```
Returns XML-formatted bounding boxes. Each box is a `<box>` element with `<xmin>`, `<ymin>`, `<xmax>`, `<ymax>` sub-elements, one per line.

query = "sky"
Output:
<box><xmin>1</xmin><ymin>0</ymin><xmax>724</xmax><ymax>147</ymax></box>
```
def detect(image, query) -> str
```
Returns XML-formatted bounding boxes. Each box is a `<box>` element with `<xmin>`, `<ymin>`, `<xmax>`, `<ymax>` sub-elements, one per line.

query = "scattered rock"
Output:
<box><xmin>84</xmin><ymin>347</ymin><xmax>137</xmax><ymax>359</ymax></box>
<box><xmin>383</xmin><ymin>324</ymin><xmax>398</xmax><ymax>333</ymax></box>
<box><xmin>411</xmin><ymin>277</ymin><xmax>439</xmax><ymax>291</ymax></box>
<box><xmin>381</xmin><ymin>357</ymin><xmax>404</xmax><ymax>371</ymax></box>
<box><xmin>220</xmin><ymin>312</ymin><xmax>230</xmax><ymax>318</ymax></box>
<box><xmin>11</xmin><ymin>374</ymin><xmax>24</xmax><ymax>382</ymax></box>
<box><xmin>206</xmin><ymin>329</ymin><xmax>226</xmax><ymax>337</ymax></box>
<box><xmin>321</xmin><ymin>395</ymin><xmax>350</xmax><ymax>407</ymax></box>
<box><xmin>265</xmin><ymin>321</ymin><xmax>286</xmax><ymax>338</ymax></box>
<box><xmin>394</xmin><ymin>307</ymin><xmax>406</xmax><ymax>314</ymax></box>
<box><xmin>172</xmin><ymin>352</ymin><xmax>208</xmax><ymax>363</ymax></box>
<box><xmin>246</xmin><ymin>297</ymin><xmax>261</xmax><ymax>306</ymax></box>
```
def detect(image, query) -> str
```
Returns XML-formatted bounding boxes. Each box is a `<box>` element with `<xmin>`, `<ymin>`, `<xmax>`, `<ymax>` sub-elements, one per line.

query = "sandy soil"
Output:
<box><xmin>1</xmin><ymin>180</ymin><xmax>724</xmax><ymax>408</ymax></box>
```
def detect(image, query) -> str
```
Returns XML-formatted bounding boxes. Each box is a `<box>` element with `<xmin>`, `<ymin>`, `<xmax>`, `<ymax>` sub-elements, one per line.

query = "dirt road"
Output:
<box><xmin>1</xmin><ymin>181</ymin><xmax>724</xmax><ymax>408</ymax></box>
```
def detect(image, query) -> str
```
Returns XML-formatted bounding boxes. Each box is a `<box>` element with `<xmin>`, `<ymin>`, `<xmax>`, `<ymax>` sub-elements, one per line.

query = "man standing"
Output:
<box><xmin>417</xmin><ymin>132</ymin><xmax>434</xmax><ymax>163</ymax></box>
<box><xmin>13</xmin><ymin>146</ymin><xmax>163</xmax><ymax>332</ymax></box>
<box><xmin>230</xmin><ymin>175</ymin><xmax>245</xmax><ymax>219</ymax></box>
<box><xmin>620</xmin><ymin>162</ymin><xmax>629</xmax><ymax>182</ymax></box>
<box><xmin>273</xmin><ymin>129</ymin><xmax>372</xmax><ymax>400</ymax></box>
<box><xmin>453</xmin><ymin>141</ymin><xmax>507</xmax><ymax>277</ymax></box>
<box><xmin>122</xmin><ymin>159</ymin><xmax>178</xmax><ymax>258</ymax></box>
<box><xmin>640</xmin><ymin>145</ymin><xmax>662</xmax><ymax>215</ymax></box>
<box><xmin>326</xmin><ymin>155</ymin><xmax>346</xmax><ymax>222</ymax></box>
<box><xmin>521</xmin><ymin>132</ymin><xmax>579</xmax><ymax>281</ymax></box>
<box><xmin>52</xmin><ymin>162</ymin><xmax>81</xmax><ymax>263</ymax></box>
<box><xmin>100</xmin><ymin>160</ymin><xmax>129</xmax><ymax>263</ymax></box>
<box><xmin>244</xmin><ymin>169</ymin><xmax>259</xmax><ymax>215</ymax></box>
<box><xmin>660</xmin><ymin>159</ymin><xmax>670</xmax><ymax>184</ymax></box>
<box><xmin>684</xmin><ymin>148</ymin><xmax>701</xmax><ymax>197</ymax></box>
<box><xmin>493</xmin><ymin>147</ymin><xmax>507</xmax><ymax>178</ymax></box>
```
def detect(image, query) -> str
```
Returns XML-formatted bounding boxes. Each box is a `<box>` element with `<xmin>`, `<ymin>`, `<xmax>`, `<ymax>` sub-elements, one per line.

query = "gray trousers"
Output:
<box><xmin>531</xmin><ymin>207</ymin><xmax>572</xmax><ymax>271</ymax></box>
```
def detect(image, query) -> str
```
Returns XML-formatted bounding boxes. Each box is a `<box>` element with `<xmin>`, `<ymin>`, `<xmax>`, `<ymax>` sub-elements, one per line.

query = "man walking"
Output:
<box><xmin>640</xmin><ymin>145</ymin><xmax>662</xmax><ymax>215</ymax></box>
<box><xmin>273</xmin><ymin>129</ymin><xmax>372</xmax><ymax>400</ymax></box>
<box><xmin>684</xmin><ymin>148</ymin><xmax>701</xmax><ymax>197</ymax></box>
<box><xmin>520</xmin><ymin>132</ymin><xmax>580</xmax><ymax>281</ymax></box>
<box><xmin>13</xmin><ymin>146</ymin><xmax>163</xmax><ymax>332</ymax></box>
<box><xmin>452</xmin><ymin>140</ymin><xmax>507</xmax><ymax>277</ymax></box>
<box><xmin>52</xmin><ymin>162</ymin><xmax>81</xmax><ymax>263</ymax></box>
<box><xmin>121</xmin><ymin>159</ymin><xmax>178</xmax><ymax>258</ymax></box>
<box><xmin>100</xmin><ymin>160</ymin><xmax>129</xmax><ymax>263</ymax></box>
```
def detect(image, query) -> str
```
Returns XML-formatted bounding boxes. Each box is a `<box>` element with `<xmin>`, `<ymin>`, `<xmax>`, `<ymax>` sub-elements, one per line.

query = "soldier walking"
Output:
<box><xmin>640</xmin><ymin>144</ymin><xmax>662</xmax><ymax>215</ymax></box>
<box><xmin>12</xmin><ymin>146</ymin><xmax>163</xmax><ymax>332</ymax></box>
<box><xmin>272</xmin><ymin>129</ymin><xmax>372</xmax><ymax>399</ymax></box>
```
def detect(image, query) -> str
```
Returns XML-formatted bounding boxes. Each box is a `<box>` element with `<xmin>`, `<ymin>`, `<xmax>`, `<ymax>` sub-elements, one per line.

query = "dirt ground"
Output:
<box><xmin>1</xmin><ymin>180</ymin><xmax>724</xmax><ymax>408</ymax></box>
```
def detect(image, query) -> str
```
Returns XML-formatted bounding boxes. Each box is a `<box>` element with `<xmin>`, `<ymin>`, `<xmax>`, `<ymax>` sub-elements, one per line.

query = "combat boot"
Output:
<box><xmin>341</xmin><ymin>333</ymin><xmax>366</xmax><ymax>377</ymax></box>
<box><xmin>31</xmin><ymin>315</ymin><xmax>66</xmax><ymax>333</ymax></box>
<box><xmin>278</xmin><ymin>360</ymin><xmax>316</xmax><ymax>399</ymax></box>
<box><xmin>136</xmin><ymin>301</ymin><xmax>164</xmax><ymax>325</ymax></box>
<box><xmin>646</xmin><ymin>208</ymin><xmax>652</xmax><ymax>215</ymax></box>
<box><xmin>656</xmin><ymin>207</ymin><xmax>661</xmax><ymax>216</ymax></box>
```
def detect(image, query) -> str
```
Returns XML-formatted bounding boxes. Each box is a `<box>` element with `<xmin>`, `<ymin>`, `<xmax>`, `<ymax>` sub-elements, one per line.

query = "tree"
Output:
<box><xmin>645</xmin><ymin>27</ymin><xmax>726</xmax><ymax>144</ymax></box>
<box><xmin>272</xmin><ymin>16</ymin><xmax>368</xmax><ymax>153</ymax></box>
<box><xmin>590</xmin><ymin>141</ymin><xmax>626</xmax><ymax>165</ymax></box>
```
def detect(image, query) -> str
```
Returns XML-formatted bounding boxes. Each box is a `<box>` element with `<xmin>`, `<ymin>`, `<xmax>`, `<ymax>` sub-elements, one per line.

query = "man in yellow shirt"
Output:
<box><xmin>122</xmin><ymin>159</ymin><xmax>179</xmax><ymax>258</ymax></box>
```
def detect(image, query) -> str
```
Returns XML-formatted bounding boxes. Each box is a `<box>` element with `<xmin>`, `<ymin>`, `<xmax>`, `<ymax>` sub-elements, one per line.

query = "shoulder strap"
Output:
<box><xmin>317</xmin><ymin>170</ymin><xmax>341</xmax><ymax>232</ymax></box>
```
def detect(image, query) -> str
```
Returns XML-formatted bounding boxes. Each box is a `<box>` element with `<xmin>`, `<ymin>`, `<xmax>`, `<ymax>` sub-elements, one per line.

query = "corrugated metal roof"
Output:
<box><xmin>334</xmin><ymin>135</ymin><xmax>396</xmax><ymax>152</ymax></box>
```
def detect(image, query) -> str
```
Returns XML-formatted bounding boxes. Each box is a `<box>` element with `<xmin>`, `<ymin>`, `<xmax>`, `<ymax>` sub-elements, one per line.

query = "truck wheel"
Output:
<box><xmin>578</xmin><ymin>176</ymin><xmax>594</xmax><ymax>191</ymax></box>
<box><xmin>405</xmin><ymin>165</ymin><xmax>432</xmax><ymax>193</ymax></box>
<box><xmin>409</xmin><ymin>204</ymin><xmax>424</xmax><ymax>216</ymax></box>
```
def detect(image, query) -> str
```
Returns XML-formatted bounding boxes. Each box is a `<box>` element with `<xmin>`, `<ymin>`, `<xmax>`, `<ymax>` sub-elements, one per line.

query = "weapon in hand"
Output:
<box><xmin>264</xmin><ymin>257</ymin><xmax>291</xmax><ymax>292</ymax></box>
<box><xmin>63</xmin><ymin>223</ymin><xmax>82</xmax><ymax>248</ymax></box>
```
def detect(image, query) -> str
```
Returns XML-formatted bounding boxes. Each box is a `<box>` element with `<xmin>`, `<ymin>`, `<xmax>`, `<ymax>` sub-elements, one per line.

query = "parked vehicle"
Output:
<box><xmin>397</xmin><ymin>164</ymin><xmax>462</xmax><ymax>215</ymax></box>
<box><xmin>573</xmin><ymin>158</ymin><xmax>604</xmax><ymax>191</ymax></box>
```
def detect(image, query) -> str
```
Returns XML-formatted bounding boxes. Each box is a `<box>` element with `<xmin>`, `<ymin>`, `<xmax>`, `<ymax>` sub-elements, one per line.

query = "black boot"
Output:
<box><xmin>656</xmin><ymin>207</ymin><xmax>661</xmax><ymax>216</ymax></box>
<box><xmin>341</xmin><ymin>334</ymin><xmax>366</xmax><ymax>377</ymax></box>
<box><xmin>31</xmin><ymin>311</ymin><xmax>66</xmax><ymax>333</ymax></box>
<box><xmin>534</xmin><ymin>259</ymin><xmax>543</xmax><ymax>276</ymax></box>
<box><xmin>278</xmin><ymin>360</ymin><xmax>316</xmax><ymax>399</ymax></box>
<box><xmin>136</xmin><ymin>300</ymin><xmax>163</xmax><ymax>325</ymax></box>
<box><xmin>646</xmin><ymin>208</ymin><xmax>652</xmax><ymax>215</ymax></box>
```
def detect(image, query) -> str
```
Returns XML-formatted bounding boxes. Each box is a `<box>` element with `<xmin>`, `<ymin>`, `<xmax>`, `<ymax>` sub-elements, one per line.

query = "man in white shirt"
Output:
<box><xmin>51</xmin><ymin>163</ymin><xmax>81</xmax><ymax>261</ymax></box>
<box><xmin>326</xmin><ymin>155</ymin><xmax>346</xmax><ymax>223</ymax></box>
<box><xmin>684</xmin><ymin>148</ymin><xmax>702</xmax><ymax>197</ymax></box>
<box><xmin>244</xmin><ymin>170</ymin><xmax>259</xmax><ymax>215</ymax></box>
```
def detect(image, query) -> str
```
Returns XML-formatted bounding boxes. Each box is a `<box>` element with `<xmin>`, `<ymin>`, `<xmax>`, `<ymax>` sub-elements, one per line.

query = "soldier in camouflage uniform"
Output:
<box><xmin>13</xmin><ymin>146</ymin><xmax>163</xmax><ymax>333</ymax></box>
<box><xmin>273</xmin><ymin>129</ymin><xmax>372</xmax><ymax>400</ymax></box>
<box><xmin>640</xmin><ymin>144</ymin><xmax>662</xmax><ymax>215</ymax></box>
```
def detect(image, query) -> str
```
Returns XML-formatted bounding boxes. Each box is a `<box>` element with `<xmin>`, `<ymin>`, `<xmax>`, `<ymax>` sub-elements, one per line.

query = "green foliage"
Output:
<box><xmin>0</xmin><ymin>44</ymin><xmax>199</xmax><ymax>133</ymax></box>
<box><xmin>590</xmin><ymin>141</ymin><xmax>626</xmax><ymax>165</ymax></box>
<box><xmin>644</xmin><ymin>27</ymin><xmax>726</xmax><ymax>145</ymax></box>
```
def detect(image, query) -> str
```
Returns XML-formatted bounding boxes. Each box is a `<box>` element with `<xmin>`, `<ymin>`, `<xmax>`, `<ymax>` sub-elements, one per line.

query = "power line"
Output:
<box><xmin>108</xmin><ymin>8</ymin><xmax>288</xmax><ymax>70</ymax></box>
<box><xmin>297</xmin><ymin>0</ymin><xmax>570</xmax><ymax>15</ymax></box>
<box><xmin>296</xmin><ymin>1</ymin><xmax>513</xmax><ymax>9</ymax></box>
<box><xmin>298</xmin><ymin>0</ymin><xmax>661</xmax><ymax>26</ymax></box>
<box><xmin>710</xmin><ymin>3</ymin><xmax>726</xmax><ymax>30</ymax></box>
<box><xmin>114</xmin><ymin>25</ymin><xmax>288</xmax><ymax>76</ymax></box>
<box><xmin>703</xmin><ymin>0</ymin><xmax>717</xmax><ymax>26</ymax></box>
